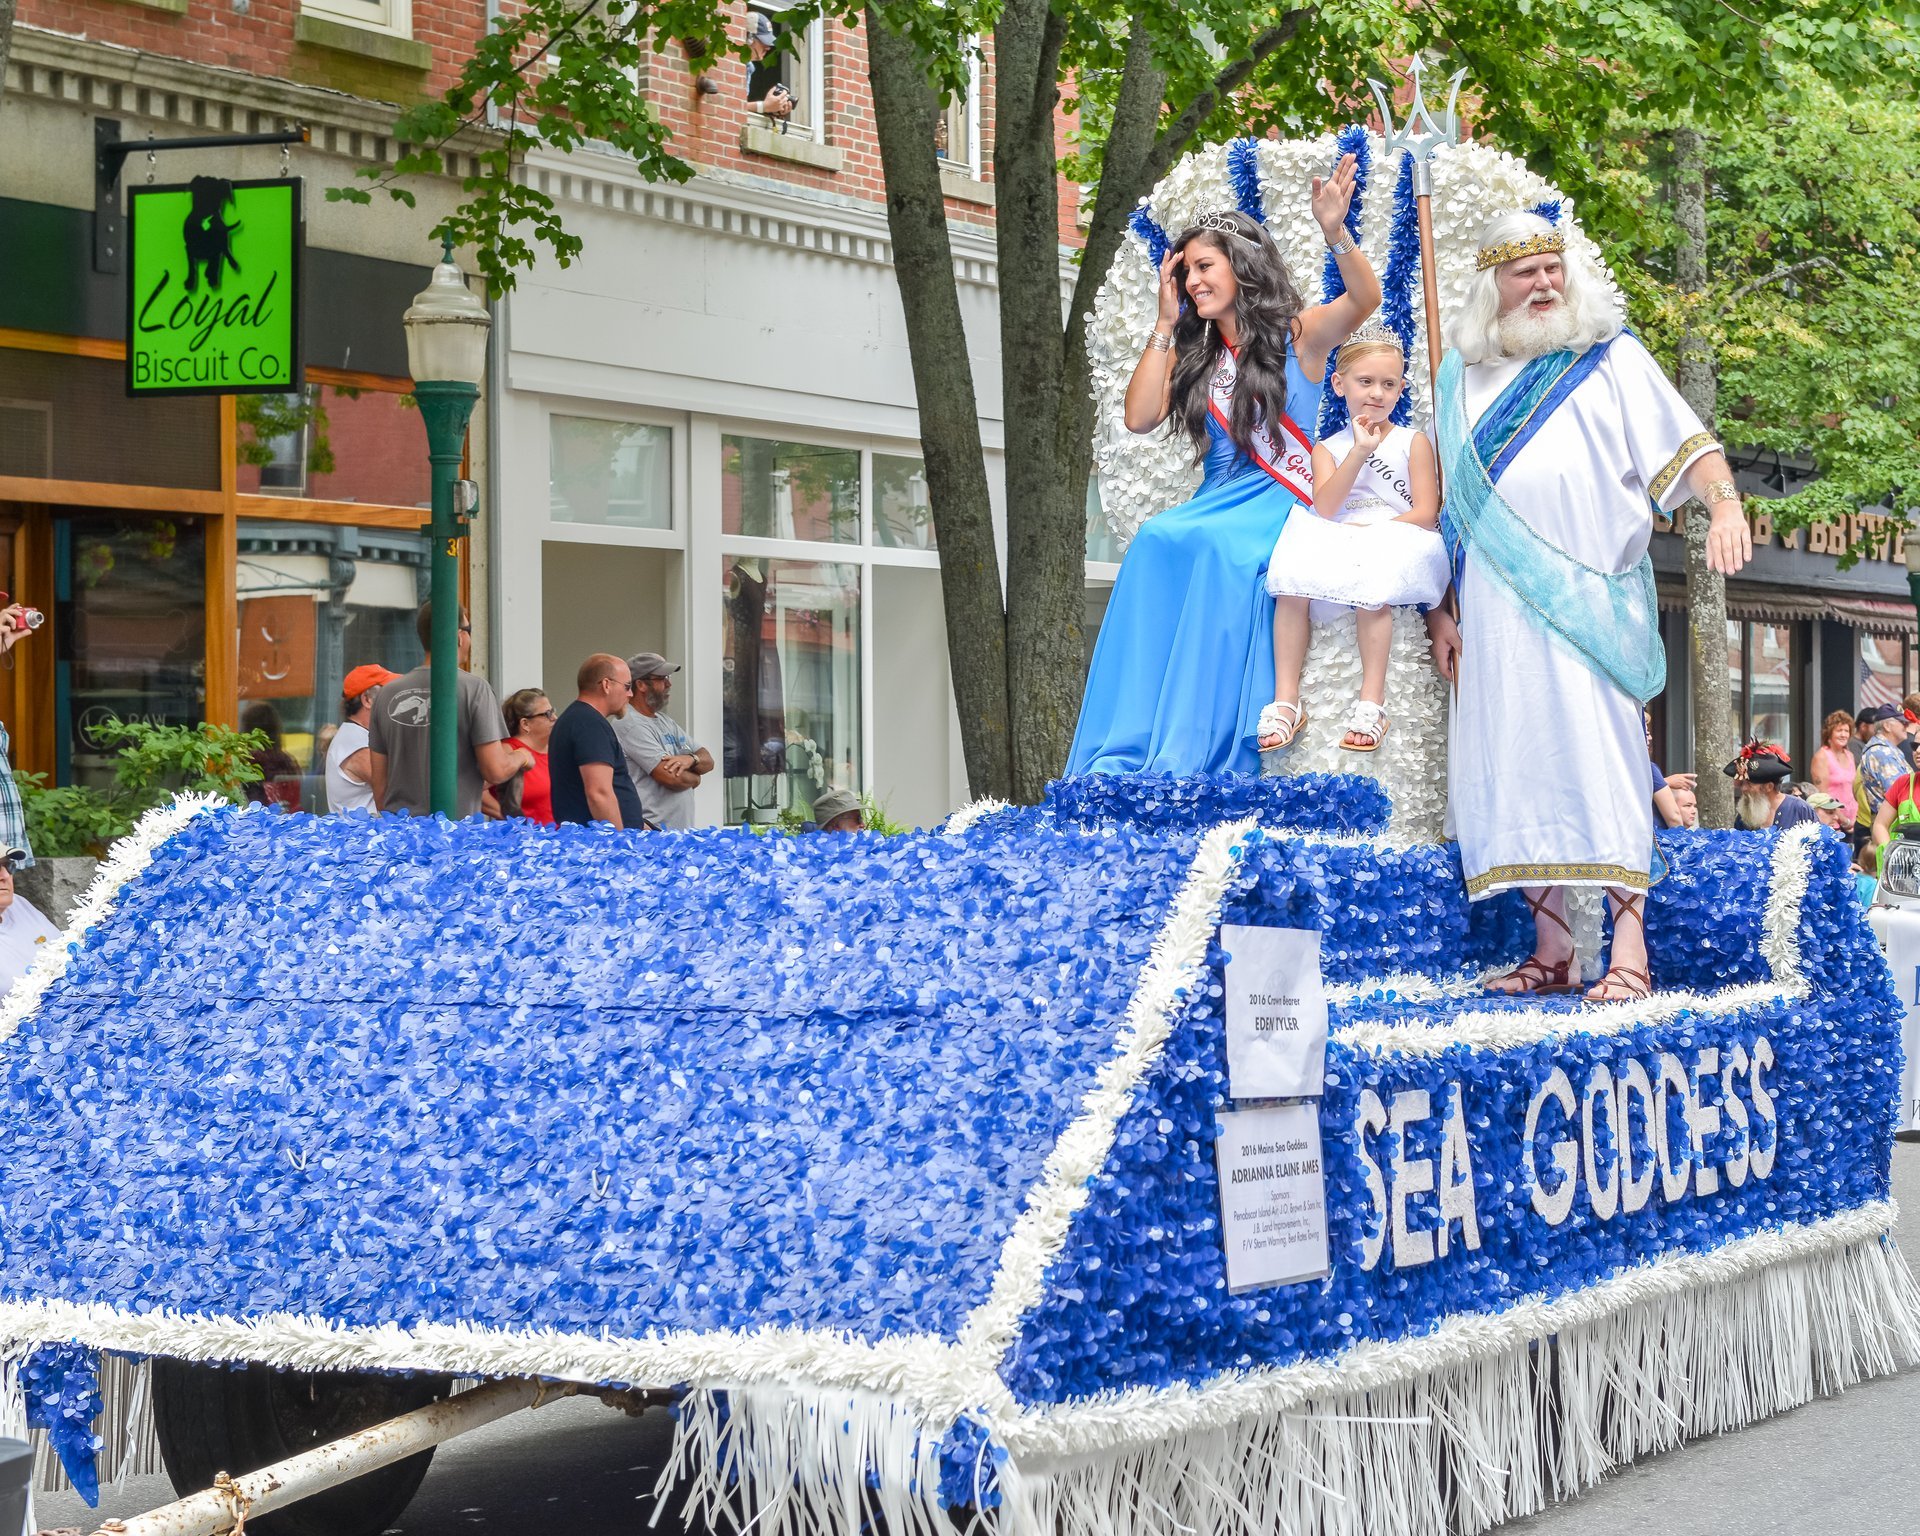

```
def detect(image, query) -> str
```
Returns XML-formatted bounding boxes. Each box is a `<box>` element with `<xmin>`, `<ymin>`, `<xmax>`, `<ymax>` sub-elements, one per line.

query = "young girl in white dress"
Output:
<box><xmin>1255</xmin><ymin>326</ymin><xmax>1448</xmax><ymax>752</ymax></box>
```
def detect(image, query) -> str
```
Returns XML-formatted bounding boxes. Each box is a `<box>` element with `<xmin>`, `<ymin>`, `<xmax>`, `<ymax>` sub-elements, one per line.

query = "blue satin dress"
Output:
<box><xmin>1068</xmin><ymin>345</ymin><xmax>1324</xmax><ymax>777</ymax></box>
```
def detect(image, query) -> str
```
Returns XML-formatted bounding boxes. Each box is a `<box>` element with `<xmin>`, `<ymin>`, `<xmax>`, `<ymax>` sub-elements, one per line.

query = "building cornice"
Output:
<box><xmin>5</xmin><ymin>26</ymin><xmax>488</xmax><ymax>181</ymax></box>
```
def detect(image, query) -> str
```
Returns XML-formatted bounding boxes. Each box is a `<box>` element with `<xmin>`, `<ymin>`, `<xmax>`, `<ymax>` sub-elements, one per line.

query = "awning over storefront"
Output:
<box><xmin>1656</xmin><ymin>582</ymin><xmax>1916</xmax><ymax>634</ymax></box>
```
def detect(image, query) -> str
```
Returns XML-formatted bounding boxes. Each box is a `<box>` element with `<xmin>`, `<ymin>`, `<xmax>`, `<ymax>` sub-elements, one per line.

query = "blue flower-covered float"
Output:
<box><xmin>0</xmin><ymin>774</ymin><xmax>1911</xmax><ymax>1536</ymax></box>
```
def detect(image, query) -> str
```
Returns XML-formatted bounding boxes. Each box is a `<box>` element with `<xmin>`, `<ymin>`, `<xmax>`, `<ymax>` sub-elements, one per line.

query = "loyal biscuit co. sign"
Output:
<box><xmin>127</xmin><ymin>177</ymin><xmax>303</xmax><ymax>397</ymax></box>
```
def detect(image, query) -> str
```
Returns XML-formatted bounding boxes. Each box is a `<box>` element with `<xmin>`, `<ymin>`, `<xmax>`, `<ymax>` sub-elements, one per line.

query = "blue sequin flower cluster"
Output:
<box><xmin>24</xmin><ymin>1342</ymin><xmax>102</xmax><ymax>1503</ymax></box>
<box><xmin>1044</xmin><ymin>772</ymin><xmax>1390</xmax><ymax>838</ymax></box>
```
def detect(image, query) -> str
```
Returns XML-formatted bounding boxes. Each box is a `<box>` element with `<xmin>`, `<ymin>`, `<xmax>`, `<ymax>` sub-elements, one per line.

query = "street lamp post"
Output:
<box><xmin>403</xmin><ymin>235</ymin><xmax>492</xmax><ymax>819</ymax></box>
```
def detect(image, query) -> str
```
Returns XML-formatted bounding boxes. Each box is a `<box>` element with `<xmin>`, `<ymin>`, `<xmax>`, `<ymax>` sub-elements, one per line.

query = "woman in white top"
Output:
<box><xmin>1259</xmin><ymin>327</ymin><xmax>1448</xmax><ymax>751</ymax></box>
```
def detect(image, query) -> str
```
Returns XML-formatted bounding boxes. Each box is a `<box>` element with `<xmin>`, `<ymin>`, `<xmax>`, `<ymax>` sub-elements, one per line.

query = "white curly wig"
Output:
<box><xmin>1445</xmin><ymin>211</ymin><xmax>1622</xmax><ymax>365</ymax></box>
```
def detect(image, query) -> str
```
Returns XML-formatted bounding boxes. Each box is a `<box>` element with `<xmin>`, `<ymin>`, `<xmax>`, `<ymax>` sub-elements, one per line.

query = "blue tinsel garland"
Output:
<box><xmin>1226</xmin><ymin>138</ymin><xmax>1266</xmax><ymax>224</ymax></box>
<box><xmin>1315</xmin><ymin>124</ymin><xmax>1372</xmax><ymax>439</ymax></box>
<box><xmin>1129</xmin><ymin>203</ymin><xmax>1170</xmax><ymax>272</ymax></box>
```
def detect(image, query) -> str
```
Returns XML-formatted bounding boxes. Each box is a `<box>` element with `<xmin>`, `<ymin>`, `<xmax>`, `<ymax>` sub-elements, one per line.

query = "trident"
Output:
<box><xmin>1369</xmin><ymin>60</ymin><xmax>1464</xmax><ymax>395</ymax></box>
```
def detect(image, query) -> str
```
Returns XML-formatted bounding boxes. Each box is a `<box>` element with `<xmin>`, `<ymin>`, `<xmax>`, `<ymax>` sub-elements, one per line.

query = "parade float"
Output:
<box><xmin>0</xmin><ymin>114</ymin><xmax>1914</xmax><ymax>1536</ymax></box>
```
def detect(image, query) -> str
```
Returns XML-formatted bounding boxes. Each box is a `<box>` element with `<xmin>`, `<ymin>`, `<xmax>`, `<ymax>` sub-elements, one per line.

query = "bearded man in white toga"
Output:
<box><xmin>1425</xmin><ymin>211</ymin><xmax>1751</xmax><ymax>1001</ymax></box>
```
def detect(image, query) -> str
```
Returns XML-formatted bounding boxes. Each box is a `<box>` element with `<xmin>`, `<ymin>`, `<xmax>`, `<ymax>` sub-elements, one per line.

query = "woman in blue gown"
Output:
<box><xmin>1067</xmin><ymin>171</ymin><xmax>1383</xmax><ymax>777</ymax></box>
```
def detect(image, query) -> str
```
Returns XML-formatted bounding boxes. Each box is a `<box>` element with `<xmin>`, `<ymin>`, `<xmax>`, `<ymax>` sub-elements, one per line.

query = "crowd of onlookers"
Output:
<box><xmin>1676</xmin><ymin>700</ymin><xmax>1920</xmax><ymax>887</ymax></box>
<box><xmin>275</xmin><ymin>600</ymin><xmax>862</xmax><ymax>835</ymax></box>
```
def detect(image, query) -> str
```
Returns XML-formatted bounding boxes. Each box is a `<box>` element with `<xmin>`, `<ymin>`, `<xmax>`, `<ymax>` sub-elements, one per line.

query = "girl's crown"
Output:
<box><xmin>1339</xmin><ymin>320</ymin><xmax>1407</xmax><ymax>357</ymax></box>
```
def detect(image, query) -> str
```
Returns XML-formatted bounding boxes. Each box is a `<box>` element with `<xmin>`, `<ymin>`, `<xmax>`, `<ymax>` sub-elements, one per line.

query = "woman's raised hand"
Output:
<box><xmin>1155</xmin><ymin>249</ymin><xmax>1183</xmax><ymax>330</ymax></box>
<box><xmin>1310</xmin><ymin>153</ymin><xmax>1359</xmax><ymax>241</ymax></box>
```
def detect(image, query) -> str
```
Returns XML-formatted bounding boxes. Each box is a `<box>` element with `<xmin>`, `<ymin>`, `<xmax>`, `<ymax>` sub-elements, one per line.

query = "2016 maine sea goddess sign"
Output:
<box><xmin>126</xmin><ymin>177</ymin><xmax>303</xmax><ymax>397</ymax></box>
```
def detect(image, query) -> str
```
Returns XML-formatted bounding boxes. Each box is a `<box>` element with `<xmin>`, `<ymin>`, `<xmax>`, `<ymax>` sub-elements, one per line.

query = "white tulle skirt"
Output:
<box><xmin>1265</xmin><ymin>505</ymin><xmax>1451</xmax><ymax>622</ymax></box>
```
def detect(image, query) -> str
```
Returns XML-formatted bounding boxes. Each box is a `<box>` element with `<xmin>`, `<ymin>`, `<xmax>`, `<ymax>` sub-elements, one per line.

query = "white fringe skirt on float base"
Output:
<box><xmin>660</xmin><ymin>1218</ymin><xmax>1920</xmax><ymax>1536</ymax></box>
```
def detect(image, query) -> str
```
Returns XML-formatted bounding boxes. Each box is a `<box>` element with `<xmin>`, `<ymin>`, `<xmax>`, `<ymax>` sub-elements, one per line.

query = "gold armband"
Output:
<box><xmin>1703</xmin><ymin>478</ymin><xmax>1741</xmax><ymax>506</ymax></box>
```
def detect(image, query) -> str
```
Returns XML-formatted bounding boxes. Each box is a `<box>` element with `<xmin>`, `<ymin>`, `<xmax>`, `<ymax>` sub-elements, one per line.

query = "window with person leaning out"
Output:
<box><xmin>549</xmin><ymin>654</ymin><xmax>650</xmax><ymax>831</ymax></box>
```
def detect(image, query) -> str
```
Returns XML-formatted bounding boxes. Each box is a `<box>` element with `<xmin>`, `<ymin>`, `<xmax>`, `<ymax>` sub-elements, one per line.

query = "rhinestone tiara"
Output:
<box><xmin>1337</xmin><ymin>319</ymin><xmax>1406</xmax><ymax>357</ymax></box>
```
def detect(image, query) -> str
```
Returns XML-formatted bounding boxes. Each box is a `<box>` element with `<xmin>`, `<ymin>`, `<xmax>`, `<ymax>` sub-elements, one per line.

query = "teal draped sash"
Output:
<box><xmin>1436</xmin><ymin>348</ymin><xmax>1666</xmax><ymax>704</ymax></box>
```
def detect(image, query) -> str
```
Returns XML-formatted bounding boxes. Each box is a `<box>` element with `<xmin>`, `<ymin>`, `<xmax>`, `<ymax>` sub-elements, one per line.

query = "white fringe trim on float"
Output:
<box><xmin>0</xmin><ymin>793</ymin><xmax>226</xmax><ymax>1048</ymax></box>
<box><xmin>941</xmin><ymin>798</ymin><xmax>1013</xmax><ymax>837</ymax></box>
<box><xmin>989</xmin><ymin>1209</ymin><xmax>1920</xmax><ymax>1536</ymax></box>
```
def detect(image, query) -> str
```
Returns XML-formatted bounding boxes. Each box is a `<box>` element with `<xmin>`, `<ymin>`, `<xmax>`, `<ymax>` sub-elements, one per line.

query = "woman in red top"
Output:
<box><xmin>501</xmin><ymin>688</ymin><xmax>558</xmax><ymax>824</ymax></box>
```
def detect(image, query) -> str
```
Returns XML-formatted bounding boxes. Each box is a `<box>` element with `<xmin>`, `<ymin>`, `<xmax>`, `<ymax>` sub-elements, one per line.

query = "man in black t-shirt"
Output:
<box><xmin>549</xmin><ymin>654</ymin><xmax>648</xmax><ymax>830</ymax></box>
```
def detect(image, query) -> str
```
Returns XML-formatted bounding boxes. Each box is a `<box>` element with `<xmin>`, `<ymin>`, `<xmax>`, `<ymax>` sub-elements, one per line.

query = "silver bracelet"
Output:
<box><xmin>1325</xmin><ymin>235</ymin><xmax>1357</xmax><ymax>257</ymax></box>
<box><xmin>1146</xmin><ymin>331</ymin><xmax>1172</xmax><ymax>353</ymax></box>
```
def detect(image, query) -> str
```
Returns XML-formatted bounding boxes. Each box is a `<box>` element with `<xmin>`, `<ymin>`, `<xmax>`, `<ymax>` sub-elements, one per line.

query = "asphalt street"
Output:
<box><xmin>39</xmin><ymin>1146</ymin><xmax>1920</xmax><ymax>1536</ymax></box>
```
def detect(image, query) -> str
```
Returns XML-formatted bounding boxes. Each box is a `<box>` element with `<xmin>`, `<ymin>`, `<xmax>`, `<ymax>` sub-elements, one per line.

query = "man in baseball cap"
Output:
<box><xmin>327</xmin><ymin>664</ymin><xmax>400</xmax><ymax>814</ymax></box>
<box><xmin>612</xmin><ymin>653</ymin><xmax>712</xmax><ymax>830</ymax></box>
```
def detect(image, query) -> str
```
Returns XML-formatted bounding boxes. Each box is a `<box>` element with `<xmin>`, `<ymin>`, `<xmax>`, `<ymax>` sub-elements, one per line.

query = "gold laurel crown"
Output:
<box><xmin>1475</xmin><ymin>230</ymin><xmax>1566</xmax><ymax>271</ymax></box>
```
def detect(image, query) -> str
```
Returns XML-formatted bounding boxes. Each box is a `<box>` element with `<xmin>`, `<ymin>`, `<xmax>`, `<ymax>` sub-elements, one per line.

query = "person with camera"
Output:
<box><xmin>0</xmin><ymin>601</ymin><xmax>43</xmax><ymax>872</ymax></box>
<box><xmin>745</xmin><ymin>11</ymin><xmax>795</xmax><ymax>123</ymax></box>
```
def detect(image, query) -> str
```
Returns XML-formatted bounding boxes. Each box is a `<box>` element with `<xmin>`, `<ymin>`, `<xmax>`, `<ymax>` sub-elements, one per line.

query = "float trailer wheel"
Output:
<box><xmin>151</xmin><ymin>1359</ymin><xmax>452</xmax><ymax>1536</ymax></box>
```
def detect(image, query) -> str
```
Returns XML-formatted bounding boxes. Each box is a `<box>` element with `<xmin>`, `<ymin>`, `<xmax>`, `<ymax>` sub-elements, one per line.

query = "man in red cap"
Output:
<box><xmin>326</xmin><ymin>662</ymin><xmax>398</xmax><ymax>813</ymax></box>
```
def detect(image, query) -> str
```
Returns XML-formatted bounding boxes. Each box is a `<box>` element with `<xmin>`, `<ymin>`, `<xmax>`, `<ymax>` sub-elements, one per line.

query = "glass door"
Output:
<box><xmin>54</xmin><ymin>514</ymin><xmax>207</xmax><ymax>789</ymax></box>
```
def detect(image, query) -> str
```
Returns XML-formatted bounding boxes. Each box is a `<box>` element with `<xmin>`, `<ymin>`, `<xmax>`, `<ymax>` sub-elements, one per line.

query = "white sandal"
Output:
<box><xmin>1339</xmin><ymin>699</ymin><xmax>1389</xmax><ymax>753</ymax></box>
<box><xmin>1257</xmin><ymin>700</ymin><xmax>1306</xmax><ymax>751</ymax></box>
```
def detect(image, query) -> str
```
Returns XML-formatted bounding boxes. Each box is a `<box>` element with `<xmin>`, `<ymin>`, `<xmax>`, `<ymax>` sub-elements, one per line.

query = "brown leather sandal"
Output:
<box><xmin>1586</xmin><ymin>964</ymin><xmax>1652</xmax><ymax>1002</ymax></box>
<box><xmin>1488</xmin><ymin>954</ymin><xmax>1579</xmax><ymax>995</ymax></box>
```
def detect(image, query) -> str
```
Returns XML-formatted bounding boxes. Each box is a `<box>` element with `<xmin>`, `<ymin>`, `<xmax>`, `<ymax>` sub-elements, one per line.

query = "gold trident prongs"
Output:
<box><xmin>1368</xmin><ymin>57</ymin><xmax>1465</xmax><ymax>196</ymax></box>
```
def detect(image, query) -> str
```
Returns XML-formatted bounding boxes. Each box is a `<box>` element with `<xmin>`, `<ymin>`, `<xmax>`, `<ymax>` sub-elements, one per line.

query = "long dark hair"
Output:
<box><xmin>1165</xmin><ymin>212</ymin><xmax>1308</xmax><ymax>462</ymax></box>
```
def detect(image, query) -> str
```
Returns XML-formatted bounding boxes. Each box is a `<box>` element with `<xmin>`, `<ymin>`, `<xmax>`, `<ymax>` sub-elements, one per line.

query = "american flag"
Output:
<box><xmin>1861</xmin><ymin>653</ymin><xmax>1904</xmax><ymax>711</ymax></box>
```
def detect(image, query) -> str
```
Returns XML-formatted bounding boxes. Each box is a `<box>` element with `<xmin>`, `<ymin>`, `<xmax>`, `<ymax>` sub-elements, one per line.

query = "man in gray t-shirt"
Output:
<box><xmin>367</xmin><ymin>603</ymin><xmax>531</xmax><ymax>818</ymax></box>
<box><xmin>611</xmin><ymin>651</ymin><xmax>711</xmax><ymax>830</ymax></box>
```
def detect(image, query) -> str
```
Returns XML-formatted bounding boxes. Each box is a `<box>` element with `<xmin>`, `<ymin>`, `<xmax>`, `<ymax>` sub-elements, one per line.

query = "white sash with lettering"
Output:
<box><xmin>1207</xmin><ymin>344</ymin><xmax>1314</xmax><ymax>508</ymax></box>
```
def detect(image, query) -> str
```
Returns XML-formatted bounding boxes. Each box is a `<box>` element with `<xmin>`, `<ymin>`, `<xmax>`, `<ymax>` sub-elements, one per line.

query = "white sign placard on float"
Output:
<box><xmin>1221</xmin><ymin>924</ymin><xmax>1328</xmax><ymax>1100</ymax></box>
<box><xmin>1215</xmin><ymin>1103</ymin><xmax>1330</xmax><ymax>1292</ymax></box>
<box><xmin>1868</xmin><ymin>905</ymin><xmax>1920</xmax><ymax>1133</ymax></box>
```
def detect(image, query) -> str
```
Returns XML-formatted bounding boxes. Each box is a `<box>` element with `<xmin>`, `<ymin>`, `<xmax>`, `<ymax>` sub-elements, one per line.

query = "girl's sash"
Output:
<box><xmin>1207</xmin><ymin>345</ymin><xmax>1314</xmax><ymax>508</ymax></box>
<box><xmin>1436</xmin><ymin>345</ymin><xmax>1666</xmax><ymax>704</ymax></box>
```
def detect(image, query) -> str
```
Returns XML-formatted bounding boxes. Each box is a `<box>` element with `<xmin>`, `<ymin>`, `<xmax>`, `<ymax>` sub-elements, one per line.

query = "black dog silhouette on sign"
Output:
<box><xmin>182</xmin><ymin>176</ymin><xmax>241</xmax><ymax>292</ymax></box>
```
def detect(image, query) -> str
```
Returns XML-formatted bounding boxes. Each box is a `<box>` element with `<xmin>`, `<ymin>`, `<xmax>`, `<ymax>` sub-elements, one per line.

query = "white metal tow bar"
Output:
<box><xmin>90</xmin><ymin>1376</ymin><xmax>552</xmax><ymax>1536</ymax></box>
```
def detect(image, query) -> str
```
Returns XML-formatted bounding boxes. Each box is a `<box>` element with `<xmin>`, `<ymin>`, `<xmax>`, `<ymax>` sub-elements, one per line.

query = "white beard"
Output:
<box><xmin>1495</xmin><ymin>297</ymin><xmax>1579</xmax><ymax>360</ymax></box>
<box><xmin>1734</xmin><ymin>792</ymin><xmax>1773</xmax><ymax>830</ymax></box>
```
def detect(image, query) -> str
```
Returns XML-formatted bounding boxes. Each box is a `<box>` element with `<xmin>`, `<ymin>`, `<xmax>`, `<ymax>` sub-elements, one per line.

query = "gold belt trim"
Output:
<box><xmin>1465</xmin><ymin>861</ymin><xmax>1652</xmax><ymax>897</ymax></box>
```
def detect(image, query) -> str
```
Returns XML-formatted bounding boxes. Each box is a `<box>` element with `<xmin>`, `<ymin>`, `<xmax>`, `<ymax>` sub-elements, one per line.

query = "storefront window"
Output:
<box><xmin>1</xmin><ymin>347</ymin><xmax>218</xmax><ymax>490</ymax></box>
<box><xmin>59</xmin><ymin>516</ymin><xmax>207</xmax><ymax>791</ymax></box>
<box><xmin>872</xmin><ymin>454</ymin><xmax>936</xmax><ymax>550</ymax></box>
<box><xmin>1749</xmin><ymin>623</ymin><xmax>1792</xmax><ymax>748</ymax></box>
<box><xmin>549</xmin><ymin>416</ymin><xmax>672</xmax><ymax>529</ymax></box>
<box><xmin>235</xmin><ymin>385</ymin><xmax>430</xmax><ymax>508</ymax></box>
<box><xmin>236</xmin><ymin>522</ymin><xmax>430</xmax><ymax>808</ymax></box>
<box><xmin>721</xmin><ymin>556</ymin><xmax>860</xmax><ymax>824</ymax></box>
<box><xmin>722</xmin><ymin>437</ymin><xmax>858</xmax><ymax>544</ymax></box>
<box><xmin>1863</xmin><ymin>632</ymin><xmax>1905</xmax><ymax>714</ymax></box>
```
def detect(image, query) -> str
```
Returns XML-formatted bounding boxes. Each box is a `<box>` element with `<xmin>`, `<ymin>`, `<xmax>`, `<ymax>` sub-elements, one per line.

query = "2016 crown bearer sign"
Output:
<box><xmin>126</xmin><ymin>176</ymin><xmax>304</xmax><ymax>397</ymax></box>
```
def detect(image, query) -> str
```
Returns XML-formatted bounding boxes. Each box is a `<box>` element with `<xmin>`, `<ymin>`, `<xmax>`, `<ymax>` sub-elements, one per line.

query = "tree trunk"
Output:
<box><xmin>1673</xmin><ymin>126</ymin><xmax>1736</xmax><ymax>830</ymax></box>
<box><xmin>864</xmin><ymin>10</ymin><xmax>1013</xmax><ymax>801</ymax></box>
<box><xmin>993</xmin><ymin>0</ymin><xmax>1081</xmax><ymax>802</ymax></box>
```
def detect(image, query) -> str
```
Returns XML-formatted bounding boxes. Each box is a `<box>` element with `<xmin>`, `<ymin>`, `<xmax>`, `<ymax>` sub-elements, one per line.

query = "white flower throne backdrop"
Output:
<box><xmin>1084</xmin><ymin>129</ymin><xmax>1627</xmax><ymax>842</ymax></box>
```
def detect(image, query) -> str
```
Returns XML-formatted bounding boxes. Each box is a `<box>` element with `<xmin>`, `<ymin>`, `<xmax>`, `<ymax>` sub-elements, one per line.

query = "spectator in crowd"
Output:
<box><xmin>1644</xmin><ymin>711</ymin><xmax>1694</xmax><ymax>829</ymax></box>
<box><xmin>1850</xmin><ymin>708</ymin><xmax>1875</xmax><ymax>768</ymax></box>
<box><xmin>1904</xmin><ymin>693</ymin><xmax>1920</xmax><ymax>769</ymax></box>
<box><xmin>1871</xmin><ymin>766</ymin><xmax>1920</xmax><ymax>865</ymax></box>
<box><xmin>1812</xmin><ymin>711</ymin><xmax>1857</xmax><ymax>815</ymax></box>
<box><xmin>549</xmin><ymin>654</ymin><xmax>647</xmax><ymax>830</ymax></box>
<box><xmin>0</xmin><ymin>847</ymin><xmax>58</xmax><ymax>994</ymax></box>
<box><xmin>1806</xmin><ymin>790</ymin><xmax>1852</xmax><ymax>835</ymax></box>
<box><xmin>500</xmin><ymin>689</ymin><xmax>558</xmax><ymax>825</ymax></box>
<box><xmin>812</xmin><ymin>787</ymin><xmax>864</xmax><ymax>833</ymax></box>
<box><xmin>1726</xmin><ymin>745</ymin><xmax>1818</xmax><ymax>831</ymax></box>
<box><xmin>613</xmin><ymin>653</ymin><xmax>711</xmax><ymax>831</ymax></box>
<box><xmin>324</xmin><ymin>664</ymin><xmax>396</xmax><ymax>814</ymax></box>
<box><xmin>369</xmin><ymin>602</ymin><xmax>532</xmax><ymax>818</ymax></box>
<box><xmin>241</xmin><ymin>703</ymin><xmax>303</xmax><ymax>811</ymax></box>
<box><xmin>0</xmin><ymin>604</ymin><xmax>38</xmax><ymax>869</ymax></box>
<box><xmin>1858</xmin><ymin>703</ymin><xmax>1910</xmax><ymax>822</ymax></box>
